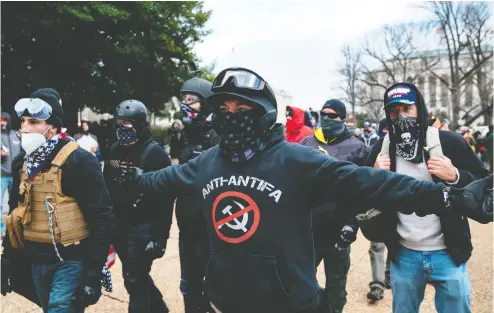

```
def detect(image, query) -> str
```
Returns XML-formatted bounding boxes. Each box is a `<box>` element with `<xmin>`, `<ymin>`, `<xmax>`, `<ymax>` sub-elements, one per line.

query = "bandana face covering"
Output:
<box><xmin>213</xmin><ymin>110</ymin><xmax>263</xmax><ymax>163</ymax></box>
<box><xmin>391</xmin><ymin>114</ymin><xmax>421</xmax><ymax>162</ymax></box>
<box><xmin>181</xmin><ymin>104</ymin><xmax>200</xmax><ymax>125</ymax></box>
<box><xmin>117</xmin><ymin>126</ymin><xmax>138</xmax><ymax>147</ymax></box>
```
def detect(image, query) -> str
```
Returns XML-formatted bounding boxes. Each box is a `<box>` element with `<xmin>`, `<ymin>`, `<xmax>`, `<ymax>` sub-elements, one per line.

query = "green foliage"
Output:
<box><xmin>1</xmin><ymin>1</ymin><xmax>211</xmax><ymax>133</ymax></box>
<box><xmin>150</xmin><ymin>126</ymin><xmax>169</xmax><ymax>144</ymax></box>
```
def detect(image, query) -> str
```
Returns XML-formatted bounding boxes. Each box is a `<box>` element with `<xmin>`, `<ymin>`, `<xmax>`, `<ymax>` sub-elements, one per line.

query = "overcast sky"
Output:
<box><xmin>194</xmin><ymin>0</ymin><xmax>438</xmax><ymax>110</ymax></box>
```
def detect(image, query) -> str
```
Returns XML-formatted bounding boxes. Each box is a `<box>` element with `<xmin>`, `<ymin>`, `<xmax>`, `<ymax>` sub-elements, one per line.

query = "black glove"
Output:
<box><xmin>1</xmin><ymin>257</ymin><xmax>12</xmax><ymax>296</ymax></box>
<box><xmin>75</xmin><ymin>274</ymin><xmax>102</xmax><ymax>307</ymax></box>
<box><xmin>114</xmin><ymin>161</ymin><xmax>143</xmax><ymax>190</ymax></box>
<box><xmin>448</xmin><ymin>175</ymin><xmax>493</xmax><ymax>224</ymax></box>
<box><xmin>335</xmin><ymin>225</ymin><xmax>357</xmax><ymax>251</ymax></box>
<box><xmin>145</xmin><ymin>240</ymin><xmax>167</xmax><ymax>260</ymax></box>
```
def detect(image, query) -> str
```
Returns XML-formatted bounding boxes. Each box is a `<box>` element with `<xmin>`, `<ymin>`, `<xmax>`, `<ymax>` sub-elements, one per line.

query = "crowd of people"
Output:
<box><xmin>0</xmin><ymin>68</ymin><xmax>492</xmax><ymax>313</ymax></box>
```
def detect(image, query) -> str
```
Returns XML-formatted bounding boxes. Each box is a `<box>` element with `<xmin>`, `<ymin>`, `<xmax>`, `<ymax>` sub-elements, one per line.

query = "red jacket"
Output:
<box><xmin>285</xmin><ymin>106</ymin><xmax>314</xmax><ymax>143</ymax></box>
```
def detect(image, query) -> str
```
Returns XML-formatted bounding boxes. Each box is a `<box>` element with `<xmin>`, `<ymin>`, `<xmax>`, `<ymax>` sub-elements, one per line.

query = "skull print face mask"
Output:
<box><xmin>391</xmin><ymin>114</ymin><xmax>421</xmax><ymax>162</ymax></box>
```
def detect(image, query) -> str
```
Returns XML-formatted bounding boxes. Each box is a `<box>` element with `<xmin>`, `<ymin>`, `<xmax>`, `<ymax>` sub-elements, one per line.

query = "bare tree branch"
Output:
<box><xmin>421</xmin><ymin>1</ymin><xmax>492</xmax><ymax>127</ymax></box>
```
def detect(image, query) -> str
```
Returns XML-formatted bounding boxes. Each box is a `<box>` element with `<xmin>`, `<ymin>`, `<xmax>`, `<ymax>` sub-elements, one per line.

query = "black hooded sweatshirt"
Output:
<box><xmin>365</xmin><ymin>82</ymin><xmax>490</xmax><ymax>266</ymax></box>
<box><xmin>132</xmin><ymin>124</ymin><xmax>448</xmax><ymax>313</ymax></box>
<box><xmin>176</xmin><ymin>120</ymin><xmax>220</xmax><ymax>235</ymax></box>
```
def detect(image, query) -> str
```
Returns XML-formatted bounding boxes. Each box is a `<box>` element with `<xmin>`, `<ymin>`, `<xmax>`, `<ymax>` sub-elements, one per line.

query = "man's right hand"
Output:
<box><xmin>374</xmin><ymin>154</ymin><xmax>391</xmax><ymax>171</ymax></box>
<box><xmin>1</xmin><ymin>257</ymin><xmax>12</xmax><ymax>296</ymax></box>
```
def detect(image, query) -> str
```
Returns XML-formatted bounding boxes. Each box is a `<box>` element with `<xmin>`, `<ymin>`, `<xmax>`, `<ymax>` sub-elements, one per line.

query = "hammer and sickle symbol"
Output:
<box><xmin>218</xmin><ymin>201</ymin><xmax>249</xmax><ymax>232</ymax></box>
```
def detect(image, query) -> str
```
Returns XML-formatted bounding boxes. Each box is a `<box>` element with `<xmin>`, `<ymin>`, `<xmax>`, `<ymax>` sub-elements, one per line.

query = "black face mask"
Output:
<box><xmin>320</xmin><ymin>116</ymin><xmax>346</xmax><ymax>138</ymax></box>
<box><xmin>213</xmin><ymin>110</ymin><xmax>263</xmax><ymax>163</ymax></box>
<box><xmin>391</xmin><ymin>114</ymin><xmax>421</xmax><ymax>162</ymax></box>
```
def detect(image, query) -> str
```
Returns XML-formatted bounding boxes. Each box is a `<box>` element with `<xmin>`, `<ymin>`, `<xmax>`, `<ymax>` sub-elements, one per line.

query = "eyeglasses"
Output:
<box><xmin>212</xmin><ymin>69</ymin><xmax>266</xmax><ymax>91</ymax></box>
<box><xmin>181</xmin><ymin>94</ymin><xmax>201</xmax><ymax>105</ymax></box>
<box><xmin>321</xmin><ymin>112</ymin><xmax>340</xmax><ymax>119</ymax></box>
<box><xmin>14</xmin><ymin>98</ymin><xmax>53</xmax><ymax>120</ymax></box>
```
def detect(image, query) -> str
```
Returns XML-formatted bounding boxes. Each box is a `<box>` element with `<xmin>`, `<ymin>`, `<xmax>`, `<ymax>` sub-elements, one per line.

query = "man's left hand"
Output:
<box><xmin>428</xmin><ymin>157</ymin><xmax>457</xmax><ymax>183</ymax></box>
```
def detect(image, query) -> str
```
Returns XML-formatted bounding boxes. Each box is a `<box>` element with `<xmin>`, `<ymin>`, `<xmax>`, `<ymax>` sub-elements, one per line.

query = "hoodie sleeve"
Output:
<box><xmin>306</xmin><ymin>147</ymin><xmax>445</xmax><ymax>216</ymax></box>
<box><xmin>136</xmin><ymin>149</ymin><xmax>202</xmax><ymax>198</ymax></box>
<box><xmin>140</xmin><ymin>144</ymin><xmax>175</xmax><ymax>243</ymax></box>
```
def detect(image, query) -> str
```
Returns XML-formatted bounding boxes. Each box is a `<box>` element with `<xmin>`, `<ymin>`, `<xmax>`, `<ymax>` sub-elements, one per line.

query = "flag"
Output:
<box><xmin>106</xmin><ymin>244</ymin><xmax>116</xmax><ymax>269</ymax></box>
<box><xmin>101</xmin><ymin>244</ymin><xmax>116</xmax><ymax>292</ymax></box>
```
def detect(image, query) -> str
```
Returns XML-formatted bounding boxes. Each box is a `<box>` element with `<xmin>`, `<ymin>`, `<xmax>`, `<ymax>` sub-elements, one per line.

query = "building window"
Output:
<box><xmin>441</xmin><ymin>74</ymin><xmax>449</xmax><ymax>108</ymax></box>
<box><xmin>429</xmin><ymin>75</ymin><xmax>437</xmax><ymax>108</ymax></box>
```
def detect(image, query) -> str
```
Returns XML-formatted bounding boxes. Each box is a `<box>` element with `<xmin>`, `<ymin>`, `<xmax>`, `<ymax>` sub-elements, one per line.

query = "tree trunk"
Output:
<box><xmin>476</xmin><ymin>71</ymin><xmax>492</xmax><ymax>124</ymax></box>
<box><xmin>451</xmin><ymin>87</ymin><xmax>461</xmax><ymax>129</ymax></box>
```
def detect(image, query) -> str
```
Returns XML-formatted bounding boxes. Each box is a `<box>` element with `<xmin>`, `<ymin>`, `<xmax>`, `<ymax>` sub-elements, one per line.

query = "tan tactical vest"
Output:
<box><xmin>5</xmin><ymin>142</ymin><xmax>89</xmax><ymax>249</ymax></box>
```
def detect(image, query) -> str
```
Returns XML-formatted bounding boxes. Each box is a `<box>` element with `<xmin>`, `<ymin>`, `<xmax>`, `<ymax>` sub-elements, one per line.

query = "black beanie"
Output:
<box><xmin>322</xmin><ymin>99</ymin><xmax>347</xmax><ymax>120</ymax></box>
<box><xmin>32</xmin><ymin>88</ymin><xmax>61</xmax><ymax>103</ymax></box>
<box><xmin>30</xmin><ymin>90</ymin><xmax>64</xmax><ymax>129</ymax></box>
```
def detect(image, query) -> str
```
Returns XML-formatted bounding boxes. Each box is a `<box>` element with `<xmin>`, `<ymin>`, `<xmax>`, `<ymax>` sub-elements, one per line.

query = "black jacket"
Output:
<box><xmin>104</xmin><ymin>133</ymin><xmax>174</xmax><ymax>242</ymax></box>
<box><xmin>133</xmin><ymin>125</ymin><xmax>446</xmax><ymax>313</ymax></box>
<box><xmin>366</xmin><ymin>131</ymin><xmax>490</xmax><ymax>266</ymax></box>
<box><xmin>300</xmin><ymin>129</ymin><xmax>368</xmax><ymax>240</ymax></box>
<box><xmin>3</xmin><ymin>139</ymin><xmax>115</xmax><ymax>278</ymax></box>
<box><xmin>176</xmin><ymin>122</ymin><xmax>220</xmax><ymax>234</ymax></box>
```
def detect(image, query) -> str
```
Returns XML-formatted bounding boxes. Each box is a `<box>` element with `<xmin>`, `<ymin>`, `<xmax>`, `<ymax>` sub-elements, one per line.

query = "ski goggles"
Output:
<box><xmin>14</xmin><ymin>98</ymin><xmax>53</xmax><ymax>120</ymax></box>
<box><xmin>181</xmin><ymin>94</ymin><xmax>201</xmax><ymax>105</ymax></box>
<box><xmin>212</xmin><ymin>69</ymin><xmax>266</xmax><ymax>91</ymax></box>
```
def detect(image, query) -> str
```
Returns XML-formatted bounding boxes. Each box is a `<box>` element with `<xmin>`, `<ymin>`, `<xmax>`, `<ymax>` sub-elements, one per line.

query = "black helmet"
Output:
<box><xmin>180</xmin><ymin>77</ymin><xmax>214</xmax><ymax>102</ymax></box>
<box><xmin>115</xmin><ymin>99</ymin><xmax>147</xmax><ymax>122</ymax></box>
<box><xmin>208</xmin><ymin>67</ymin><xmax>278</xmax><ymax>131</ymax></box>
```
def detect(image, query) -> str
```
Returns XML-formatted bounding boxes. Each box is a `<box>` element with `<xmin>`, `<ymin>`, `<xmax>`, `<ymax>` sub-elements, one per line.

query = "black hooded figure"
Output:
<box><xmin>104</xmin><ymin>100</ymin><xmax>173</xmax><ymax>313</ymax></box>
<box><xmin>177</xmin><ymin>77</ymin><xmax>220</xmax><ymax>313</ymax></box>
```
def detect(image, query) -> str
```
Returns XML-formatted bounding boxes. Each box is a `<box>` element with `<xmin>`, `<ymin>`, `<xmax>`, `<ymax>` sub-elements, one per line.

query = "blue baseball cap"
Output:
<box><xmin>363</xmin><ymin>121</ymin><xmax>371</xmax><ymax>127</ymax></box>
<box><xmin>384</xmin><ymin>84</ymin><xmax>417</xmax><ymax>108</ymax></box>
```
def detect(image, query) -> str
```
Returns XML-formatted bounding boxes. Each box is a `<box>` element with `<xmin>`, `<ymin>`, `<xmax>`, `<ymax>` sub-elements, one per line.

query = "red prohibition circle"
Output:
<box><xmin>212</xmin><ymin>191</ymin><xmax>260</xmax><ymax>244</ymax></box>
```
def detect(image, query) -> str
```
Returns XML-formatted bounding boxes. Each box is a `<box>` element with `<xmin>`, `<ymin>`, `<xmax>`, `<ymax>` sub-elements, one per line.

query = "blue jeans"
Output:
<box><xmin>391</xmin><ymin>247</ymin><xmax>471</xmax><ymax>313</ymax></box>
<box><xmin>32</xmin><ymin>261</ymin><xmax>85</xmax><ymax>313</ymax></box>
<box><xmin>1</xmin><ymin>176</ymin><xmax>13</xmax><ymax>231</ymax></box>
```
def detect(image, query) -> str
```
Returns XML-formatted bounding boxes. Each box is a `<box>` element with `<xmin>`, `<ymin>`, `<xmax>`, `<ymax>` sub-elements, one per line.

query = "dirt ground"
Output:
<box><xmin>1</xmin><ymin>219</ymin><xmax>492</xmax><ymax>313</ymax></box>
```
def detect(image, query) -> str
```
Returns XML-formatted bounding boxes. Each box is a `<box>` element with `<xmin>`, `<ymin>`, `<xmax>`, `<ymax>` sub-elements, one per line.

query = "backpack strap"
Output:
<box><xmin>424</xmin><ymin>126</ymin><xmax>444</xmax><ymax>158</ymax></box>
<box><xmin>51</xmin><ymin>142</ymin><xmax>80</xmax><ymax>168</ymax></box>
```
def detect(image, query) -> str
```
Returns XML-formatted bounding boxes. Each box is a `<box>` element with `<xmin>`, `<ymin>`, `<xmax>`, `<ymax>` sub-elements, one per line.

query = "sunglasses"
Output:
<box><xmin>321</xmin><ymin>112</ymin><xmax>340</xmax><ymax>119</ymax></box>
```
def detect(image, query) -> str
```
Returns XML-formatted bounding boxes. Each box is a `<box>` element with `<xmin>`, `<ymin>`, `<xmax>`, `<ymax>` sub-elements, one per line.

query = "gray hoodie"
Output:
<box><xmin>1</xmin><ymin>112</ymin><xmax>22</xmax><ymax>176</ymax></box>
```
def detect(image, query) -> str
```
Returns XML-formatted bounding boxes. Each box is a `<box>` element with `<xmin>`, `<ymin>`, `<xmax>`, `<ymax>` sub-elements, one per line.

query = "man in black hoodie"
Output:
<box><xmin>104</xmin><ymin>100</ymin><xmax>173</xmax><ymax>313</ymax></box>
<box><xmin>366</xmin><ymin>83</ymin><xmax>490</xmax><ymax>313</ymax></box>
<box><xmin>300</xmin><ymin>99</ymin><xmax>367</xmax><ymax>313</ymax></box>
<box><xmin>2</xmin><ymin>89</ymin><xmax>115</xmax><ymax>311</ymax></box>
<box><xmin>118</xmin><ymin>68</ymin><xmax>491</xmax><ymax>313</ymax></box>
<box><xmin>177</xmin><ymin>77</ymin><xmax>219</xmax><ymax>313</ymax></box>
